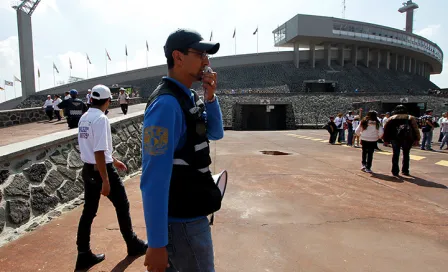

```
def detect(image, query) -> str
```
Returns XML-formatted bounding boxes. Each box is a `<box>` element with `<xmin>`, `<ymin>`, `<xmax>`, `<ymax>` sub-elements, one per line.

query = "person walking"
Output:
<box><xmin>75</xmin><ymin>84</ymin><xmax>147</xmax><ymax>270</ymax></box>
<box><xmin>141</xmin><ymin>28</ymin><xmax>223</xmax><ymax>272</ymax></box>
<box><xmin>57</xmin><ymin>89</ymin><xmax>88</xmax><ymax>129</ymax></box>
<box><xmin>52</xmin><ymin>94</ymin><xmax>62</xmax><ymax>121</ymax></box>
<box><xmin>118</xmin><ymin>88</ymin><xmax>129</xmax><ymax>115</ymax></box>
<box><xmin>355</xmin><ymin>110</ymin><xmax>384</xmax><ymax>173</ymax></box>
<box><xmin>325</xmin><ymin>116</ymin><xmax>338</xmax><ymax>144</ymax></box>
<box><xmin>42</xmin><ymin>95</ymin><xmax>54</xmax><ymax>121</ymax></box>
<box><xmin>335</xmin><ymin>113</ymin><xmax>346</xmax><ymax>143</ymax></box>
<box><xmin>383</xmin><ymin>105</ymin><xmax>421</xmax><ymax>176</ymax></box>
<box><xmin>440</xmin><ymin>112</ymin><xmax>448</xmax><ymax>150</ymax></box>
<box><xmin>420</xmin><ymin>109</ymin><xmax>436</xmax><ymax>151</ymax></box>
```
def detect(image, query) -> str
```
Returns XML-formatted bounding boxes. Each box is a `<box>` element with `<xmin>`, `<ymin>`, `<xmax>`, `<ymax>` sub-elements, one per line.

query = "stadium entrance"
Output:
<box><xmin>382</xmin><ymin>102</ymin><xmax>426</xmax><ymax>117</ymax></box>
<box><xmin>240</xmin><ymin>105</ymin><xmax>287</xmax><ymax>130</ymax></box>
<box><xmin>304</xmin><ymin>80</ymin><xmax>337</xmax><ymax>92</ymax></box>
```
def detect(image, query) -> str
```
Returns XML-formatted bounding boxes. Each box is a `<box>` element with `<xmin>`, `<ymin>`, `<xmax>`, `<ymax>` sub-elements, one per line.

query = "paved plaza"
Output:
<box><xmin>0</xmin><ymin>129</ymin><xmax>447</xmax><ymax>271</ymax></box>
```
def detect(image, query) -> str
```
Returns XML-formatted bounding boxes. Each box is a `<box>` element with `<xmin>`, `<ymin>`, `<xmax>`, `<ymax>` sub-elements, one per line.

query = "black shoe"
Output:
<box><xmin>402</xmin><ymin>172</ymin><xmax>411</xmax><ymax>176</ymax></box>
<box><xmin>392</xmin><ymin>172</ymin><xmax>400</xmax><ymax>177</ymax></box>
<box><xmin>75</xmin><ymin>251</ymin><xmax>105</xmax><ymax>271</ymax></box>
<box><xmin>127</xmin><ymin>238</ymin><xmax>148</xmax><ymax>256</ymax></box>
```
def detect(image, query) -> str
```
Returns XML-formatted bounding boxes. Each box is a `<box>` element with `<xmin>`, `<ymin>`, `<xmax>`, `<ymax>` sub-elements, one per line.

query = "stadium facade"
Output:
<box><xmin>3</xmin><ymin>14</ymin><xmax>447</xmax><ymax>130</ymax></box>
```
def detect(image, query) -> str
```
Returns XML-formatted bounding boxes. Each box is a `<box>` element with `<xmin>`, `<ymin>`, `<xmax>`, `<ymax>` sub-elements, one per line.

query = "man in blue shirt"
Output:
<box><xmin>141</xmin><ymin>29</ymin><xmax>224</xmax><ymax>272</ymax></box>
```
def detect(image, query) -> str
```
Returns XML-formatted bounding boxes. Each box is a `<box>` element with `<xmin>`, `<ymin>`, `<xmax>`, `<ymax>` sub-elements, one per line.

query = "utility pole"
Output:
<box><xmin>342</xmin><ymin>0</ymin><xmax>346</xmax><ymax>19</ymax></box>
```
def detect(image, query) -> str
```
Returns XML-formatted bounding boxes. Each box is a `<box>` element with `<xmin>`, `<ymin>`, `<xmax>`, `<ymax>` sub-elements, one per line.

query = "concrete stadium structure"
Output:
<box><xmin>1</xmin><ymin>14</ymin><xmax>446</xmax><ymax>130</ymax></box>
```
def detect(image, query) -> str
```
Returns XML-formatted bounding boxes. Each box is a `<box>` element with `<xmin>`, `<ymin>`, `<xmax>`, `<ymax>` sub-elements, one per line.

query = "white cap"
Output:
<box><xmin>91</xmin><ymin>84</ymin><xmax>113</xmax><ymax>100</ymax></box>
<box><xmin>119</xmin><ymin>87</ymin><xmax>126</xmax><ymax>91</ymax></box>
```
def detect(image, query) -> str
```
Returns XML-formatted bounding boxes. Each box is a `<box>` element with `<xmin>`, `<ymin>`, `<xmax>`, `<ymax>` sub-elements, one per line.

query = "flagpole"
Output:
<box><xmin>14</xmin><ymin>79</ymin><xmax>16</xmax><ymax>98</ymax></box>
<box><xmin>235</xmin><ymin>35</ymin><xmax>236</xmax><ymax>55</ymax></box>
<box><xmin>126</xmin><ymin>55</ymin><xmax>128</xmax><ymax>71</ymax></box>
<box><xmin>86</xmin><ymin>57</ymin><xmax>89</xmax><ymax>79</ymax></box>
<box><xmin>53</xmin><ymin>66</ymin><xmax>55</xmax><ymax>86</ymax></box>
<box><xmin>257</xmin><ymin>26</ymin><xmax>259</xmax><ymax>54</ymax></box>
<box><xmin>105</xmin><ymin>50</ymin><xmax>108</xmax><ymax>76</ymax></box>
<box><xmin>146</xmin><ymin>50</ymin><xmax>148</xmax><ymax>68</ymax></box>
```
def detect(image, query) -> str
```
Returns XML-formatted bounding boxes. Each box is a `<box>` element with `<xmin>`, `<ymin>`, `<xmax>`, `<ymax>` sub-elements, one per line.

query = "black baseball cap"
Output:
<box><xmin>164</xmin><ymin>29</ymin><xmax>220</xmax><ymax>58</ymax></box>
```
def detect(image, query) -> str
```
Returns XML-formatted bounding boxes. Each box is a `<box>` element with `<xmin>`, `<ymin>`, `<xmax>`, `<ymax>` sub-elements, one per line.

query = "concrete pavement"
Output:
<box><xmin>0</xmin><ymin>130</ymin><xmax>447</xmax><ymax>271</ymax></box>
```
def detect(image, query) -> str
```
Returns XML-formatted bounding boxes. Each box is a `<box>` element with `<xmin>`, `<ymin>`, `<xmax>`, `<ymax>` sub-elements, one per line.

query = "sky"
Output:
<box><xmin>0</xmin><ymin>0</ymin><xmax>447</xmax><ymax>102</ymax></box>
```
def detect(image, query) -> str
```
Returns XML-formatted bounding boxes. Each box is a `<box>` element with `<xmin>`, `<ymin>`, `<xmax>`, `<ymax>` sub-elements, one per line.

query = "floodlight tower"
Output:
<box><xmin>398</xmin><ymin>0</ymin><xmax>419</xmax><ymax>33</ymax></box>
<box><xmin>11</xmin><ymin>0</ymin><xmax>41</xmax><ymax>99</ymax></box>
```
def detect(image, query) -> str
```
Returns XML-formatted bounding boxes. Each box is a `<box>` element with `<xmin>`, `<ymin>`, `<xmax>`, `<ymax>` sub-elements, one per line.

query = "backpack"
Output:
<box><xmin>396</xmin><ymin>115</ymin><xmax>414</xmax><ymax>142</ymax></box>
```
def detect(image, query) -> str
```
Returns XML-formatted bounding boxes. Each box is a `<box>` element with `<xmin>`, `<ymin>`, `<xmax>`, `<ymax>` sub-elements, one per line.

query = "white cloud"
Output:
<box><xmin>0</xmin><ymin>36</ymin><xmax>22</xmax><ymax>101</ymax></box>
<box><xmin>415</xmin><ymin>24</ymin><xmax>441</xmax><ymax>39</ymax></box>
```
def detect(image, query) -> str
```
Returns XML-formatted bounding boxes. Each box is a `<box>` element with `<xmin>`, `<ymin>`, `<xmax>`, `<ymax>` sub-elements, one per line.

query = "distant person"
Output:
<box><xmin>325</xmin><ymin>116</ymin><xmax>338</xmax><ymax>144</ymax></box>
<box><xmin>64</xmin><ymin>91</ymin><xmax>70</xmax><ymax>100</ymax></box>
<box><xmin>355</xmin><ymin>111</ymin><xmax>384</xmax><ymax>173</ymax></box>
<box><xmin>352</xmin><ymin>115</ymin><xmax>361</xmax><ymax>147</ymax></box>
<box><xmin>420</xmin><ymin>109</ymin><xmax>436</xmax><ymax>151</ymax></box>
<box><xmin>335</xmin><ymin>113</ymin><xmax>346</xmax><ymax>143</ymax></box>
<box><xmin>52</xmin><ymin>94</ymin><xmax>62</xmax><ymax>121</ymax></box>
<box><xmin>118</xmin><ymin>87</ymin><xmax>129</xmax><ymax>115</ymax></box>
<box><xmin>57</xmin><ymin>89</ymin><xmax>88</xmax><ymax>129</ymax></box>
<box><xmin>42</xmin><ymin>95</ymin><xmax>54</xmax><ymax>121</ymax></box>
<box><xmin>86</xmin><ymin>89</ymin><xmax>92</xmax><ymax>109</ymax></box>
<box><xmin>75</xmin><ymin>84</ymin><xmax>147</xmax><ymax>270</ymax></box>
<box><xmin>440</xmin><ymin>112</ymin><xmax>448</xmax><ymax>150</ymax></box>
<box><xmin>383</xmin><ymin>105</ymin><xmax>420</xmax><ymax>177</ymax></box>
<box><xmin>346</xmin><ymin>111</ymin><xmax>354</xmax><ymax>146</ymax></box>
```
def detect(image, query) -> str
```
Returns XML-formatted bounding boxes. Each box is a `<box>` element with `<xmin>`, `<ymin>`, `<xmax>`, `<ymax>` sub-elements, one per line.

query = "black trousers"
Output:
<box><xmin>67</xmin><ymin>117</ymin><xmax>80</xmax><ymax>129</ymax></box>
<box><xmin>54</xmin><ymin>110</ymin><xmax>61</xmax><ymax>121</ymax></box>
<box><xmin>76</xmin><ymin>163</ymin><xmax>136</xmax><ymax>252</ymax></box>
<box><xmin>391</xmin><ymin>141</ymin><xmax>411</xmax><ymax>175</ymax></box>
<box><xmin>329</xmin><ymin>131</ymin><xmax>338</xmax><ymax>144</ymax></box>
<box><xmin>120</xmin><ymin>104</ymin><xmax>128</xmax><ymax>115</ymax></box>
<box><xmin>361</xmin><ymin>140</ymin><xmax>377</xmax><ymax>170</ymax></box>
<box><xmin>45</xmin><ymin>109</ymin><xmax>54</xmax><ymax>120</ymax></box>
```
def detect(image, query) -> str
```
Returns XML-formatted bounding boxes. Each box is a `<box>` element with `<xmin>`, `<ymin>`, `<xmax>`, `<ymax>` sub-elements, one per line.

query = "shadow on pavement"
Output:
<box><xmin>371</xmin><ymin>173</ymin><xmax>447</xmax><ymax>189</ymax></box>
<box><xmin>371</xmin><ymin>173</ymin><xmax>404</xmax><ymax>183</ymax></box>
<box><xmin>402</xmin><ymin>176</ymin><xmax>448</xmax><ymax>189</ymax></box>
<box><xmin>110</xmin><ymin>255</ymin><xmax>140</xmax><ymax>272</ymax></box>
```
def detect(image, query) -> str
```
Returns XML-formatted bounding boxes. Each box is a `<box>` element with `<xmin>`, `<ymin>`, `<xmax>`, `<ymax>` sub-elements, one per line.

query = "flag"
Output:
<box><xmin>38</xmin><ymin>68</ymin><xmax>40</xmax><ymax>78</ymax></box>
<box><xmin>253</xmin><ymin>27</ymin><xmax>258</xmax><ymax>35</ymax></box>
<box><xmin>4</xmin><ymin>80</ymin><xmax>13</xmax><ymax>86</ymax></box>
<box><xmin>233</xmin><ymin>28</ymin><xmax>236</xmax><ymax>38</ymax></box>
<box><xmin>86</xmin><ymin>53</ymin><xmax>91</xmax><ymax>64</ymax></box>
<box><xmin>125</xmin><ymin>45</ymin><xmax>128</xmax><ymax>56</ymax></box>
<box><xmin>14</xmin><ymin>76</ymin><xmax>21</xmax><ymax>82</ymax></box>
<box><xmin>210</xmin><ymin>31</ymin><xmax>213</xmax><ymax>41</ymax></box>
<box><xmin>53</xmin><ymin>63</ymin><xmax>59</xmax><ymax>73</ymax></box>
<box><xmin>106</xmin><ymin>49</ymin><xmax>111</xmax><ymax>61</ymax></box>
<box><xmin>69</xmin><ymin>57</ymin><xmax>72</xmax><ymax>69</ymax></box>
<box><xmin>146</xmin><ymin>40</ymin><xmax>149</xmax><ymax>51</ymax></box>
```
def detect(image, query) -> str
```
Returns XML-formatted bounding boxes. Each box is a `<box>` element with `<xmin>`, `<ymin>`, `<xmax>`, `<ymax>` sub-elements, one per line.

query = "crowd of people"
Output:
<box><xmin>325</xmin><ymin>106</ymin><xmax>448</xmax><ymax>176</ymax></box>
<box><xmin>41</xmin><ymin>87</ymin><xmax>131</xmax><ymax>129</ymax></box>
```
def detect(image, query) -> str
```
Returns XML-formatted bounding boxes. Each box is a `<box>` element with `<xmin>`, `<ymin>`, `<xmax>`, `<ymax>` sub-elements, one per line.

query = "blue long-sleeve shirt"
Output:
<box><xmin>140</xmin><ymin>77</ymin><xmax>224</xmax><ymax>248</ymax></box>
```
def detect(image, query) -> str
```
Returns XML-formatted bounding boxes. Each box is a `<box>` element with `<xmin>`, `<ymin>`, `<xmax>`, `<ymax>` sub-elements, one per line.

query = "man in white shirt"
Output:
<box><xmin>75</xmin><ymin>84</ymin><xmax>147</xmax><ymax>270</ymax></box>
<box><xmin>118</xmin><ymin>87</ymin><xmax>129</xmax><ymax>115</ymax></box>
<box><xmin>42</xmin><ymin>95</ymin><xmax>54</xmax><ymax>121</ymax></box>
<box><xmin>52</xmin><ymin>94</ymin><xmax>62</xmax><ymax>121</ymax></box>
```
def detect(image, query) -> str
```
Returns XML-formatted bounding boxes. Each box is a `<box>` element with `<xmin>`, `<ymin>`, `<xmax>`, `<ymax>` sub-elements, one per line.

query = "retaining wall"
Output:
<box><xmin>0</xmin><ymin>97</ymin><xmax>143</xmax><ymax>128</ymax></box>
<box><xmin>0</xmin><ymin>111</ymin><xmax>144</xmax><ymax>245</ymax></box>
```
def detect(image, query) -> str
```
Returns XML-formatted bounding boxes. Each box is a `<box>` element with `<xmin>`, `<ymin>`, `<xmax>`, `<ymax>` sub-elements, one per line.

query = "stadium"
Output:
<box><xmin>1</xmin><ymin>6</ymin><xmax>447</xmax><ymax>130</ymax></box>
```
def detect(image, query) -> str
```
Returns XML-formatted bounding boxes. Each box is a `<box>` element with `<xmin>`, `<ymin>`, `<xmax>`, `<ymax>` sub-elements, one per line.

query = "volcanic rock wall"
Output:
<box><xmin>0</xmin><ymin>112</ymin><xmax>144</xmax><ymax>244</ymax></box>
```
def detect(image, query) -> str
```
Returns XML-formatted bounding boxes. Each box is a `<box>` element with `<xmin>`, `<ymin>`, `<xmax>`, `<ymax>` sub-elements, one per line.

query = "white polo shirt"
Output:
<box><xmin>78</xmin><ymin>108</ymin><xmax>113</xmax><ymax>164</ymax></box>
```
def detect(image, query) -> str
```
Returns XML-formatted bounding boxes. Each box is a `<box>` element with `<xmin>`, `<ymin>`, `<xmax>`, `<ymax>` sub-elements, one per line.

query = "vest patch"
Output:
<box><xmin>143</xmin><ymin>125</ymin><xmax>169</xmax><ymax>156</ymax></box>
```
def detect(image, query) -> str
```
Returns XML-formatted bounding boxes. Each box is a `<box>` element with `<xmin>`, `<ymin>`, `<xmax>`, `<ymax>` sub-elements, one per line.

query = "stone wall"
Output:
<box><xmin>0</xmin><ymin>111</ymin><xmax>144</xmax><ymax>245</ymax></box>
<box><xmin>219</xmin><ymin>93</ymin><xmax>448</xmax><ymax>126</ymax></box>
<box><xmin>0</xmin><ymin>107</ymin><xmax>49</xmax><ymax>128</ymax></box>
<box><xmin>0</xmin><ymin>97</ymin><xmax>143</xmax><ymax>128</ymax></box>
